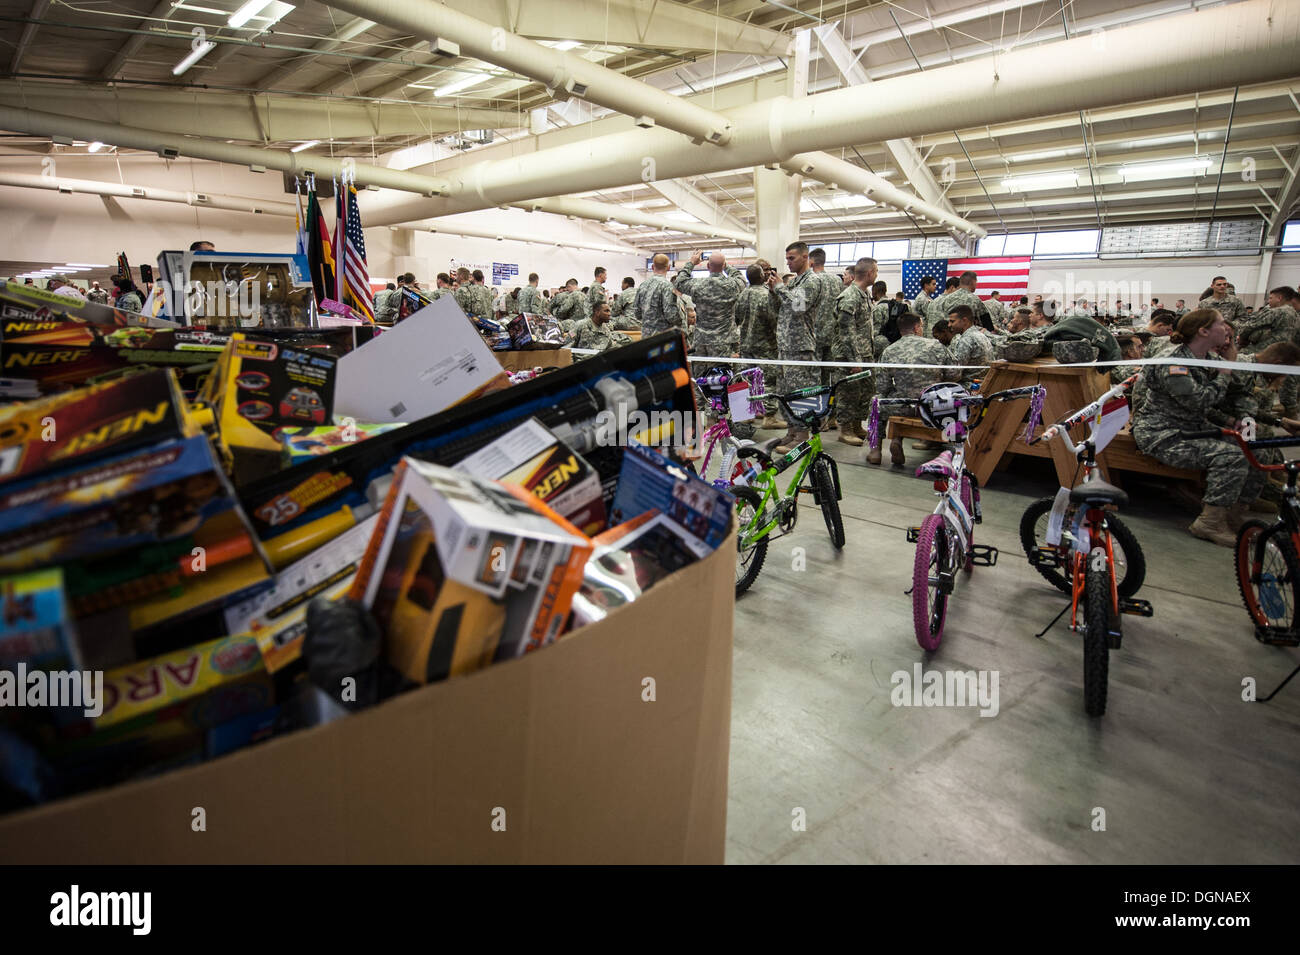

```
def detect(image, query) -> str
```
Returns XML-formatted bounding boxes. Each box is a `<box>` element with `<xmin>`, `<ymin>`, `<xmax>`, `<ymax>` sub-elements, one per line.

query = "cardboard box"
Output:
<box><xmin>495</xmin><ymin>348</ymin><xmax>572</xmax><ymax>373</ymax></box>
<box><xmin>0</xmin><ymin>524</ymin><xmax>734</xmax><ymax>863</ymax></box>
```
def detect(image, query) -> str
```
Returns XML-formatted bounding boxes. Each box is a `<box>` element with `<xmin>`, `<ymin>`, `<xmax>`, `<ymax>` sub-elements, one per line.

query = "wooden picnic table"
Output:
<box><xmin>890</xmin><ymin>356</ymin><xmax>1201</xmax><ymax>488</ymax></box>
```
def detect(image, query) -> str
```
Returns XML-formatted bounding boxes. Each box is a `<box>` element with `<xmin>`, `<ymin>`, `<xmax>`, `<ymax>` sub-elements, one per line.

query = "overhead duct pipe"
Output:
<box><xmin>361</xmin><ymin>0</ymin><xmax>1300</xmax><ymax>226</ymax></box>
<box><xmin>403</xmin><ymin>219</ymin><xmax>644</xmax><ymax>256</ymax></box>
<box><xmin>781</xmin><ymin>152</ymin><xmax>987</xmax><ymax>239</ymax></box>
<box><xmin>0</xmin><ymin>104</ymin><xmax>453</xmax><ymax>197</ymax></box>
<box><xmin>323</xmin><ymin>0</ymin><xmax>737</xmax><ymax>145</ymax></box>
<box><xmin>0</xmin><ymin>170</ymin><xmax>297</xmax><ymax>217</ymax></box>
<box><xmin>511</xmin><ymin>196</ymin><xmax>755</xmax><ymax>245</ymax></box>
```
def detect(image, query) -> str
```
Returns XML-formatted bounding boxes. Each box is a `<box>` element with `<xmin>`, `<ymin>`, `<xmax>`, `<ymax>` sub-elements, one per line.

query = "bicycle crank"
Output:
<box><xmin>777</xmin><ymin>498</ymin><xmax>799</xmax><ymax>533</ymax></box>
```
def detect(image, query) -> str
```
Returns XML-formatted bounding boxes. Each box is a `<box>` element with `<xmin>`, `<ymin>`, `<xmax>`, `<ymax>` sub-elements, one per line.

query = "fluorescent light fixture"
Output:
<box><xmin>434</xmin><ymin>74</ymin><xmax>491</xmax><ymax>97</ymax></box>
<box><xmin>228</xmin><ymin>0</ymin><xmax>270</xmax><ymax>28</ymax></box>
<box><xmin>1008</xmin><ymin>146</ymin><xmax>1082</xmax><ymax>163</ymax></box>
<box><xmin>86</xmin><ymin>141</ymin><xmax>103</xmax><ymax>153</ymax></box>
<box><xmin>539</xmin><ymin>40</ymin><xmax>582</xmax><ymax>51</ymax></box>
<box><xmin>1001</xmin><ymin>171</ymin><xmax>1079</xmax><ymax>192</ymax></box>
<box><xmin>289</xmin><ymin>140</ymin><xmax>320</xmax><ymax>152</ymax></box>
<box><xmin>173</xmin><ymin>41</ymin><xmax>215</xmax><ymax>76</ymax></box>
<box><xmin>1127</xmin><ymin>134</ymin><xmax>1197</xmax><ymax>149</ymax></box>
<box><xmin>1118</xmin><ymin>157</ymin><xmax>1212</xmax><ymax>182</ymax></box>
<box><xmin>66</xmin><ymin>263</ymin><xmax>110</xmax><ymax>268</ymax></box>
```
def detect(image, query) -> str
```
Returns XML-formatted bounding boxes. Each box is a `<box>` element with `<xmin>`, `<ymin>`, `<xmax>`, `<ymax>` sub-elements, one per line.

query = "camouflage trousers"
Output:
<box><xmin>830</xmin><ymin>360</ymin><xmax>874</xmax><ymax>429</ymax></box>
<box><xmin>1281</xmin><ymin>376</ymin><xmax>1299</xmax><ymax>417</ymax></box>
<box><xmin>1138</xmin><ymin>432</ymin><xmax>1266</xmax><ymax>507</ymax></box>
<box><xmin>817</xmin><ymin>341</ymin><xmax>834</xmax><ymax>388</ymax></box>
<box><xmin>691</xmin><ymin>329</ymin><xmax>736</xmax><ymax>376</ymax></box>
<box><xmin>779</xmin><ymin>350</ymin><xmax>819</xmax><ymax>411</ymax></box>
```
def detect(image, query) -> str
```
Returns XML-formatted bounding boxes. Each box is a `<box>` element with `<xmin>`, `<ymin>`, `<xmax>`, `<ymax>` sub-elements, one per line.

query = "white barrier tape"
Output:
<box><xmin>567</xmin><ymin>350</ymin><xmax>1300</xmax><ymax>377</ymax></box>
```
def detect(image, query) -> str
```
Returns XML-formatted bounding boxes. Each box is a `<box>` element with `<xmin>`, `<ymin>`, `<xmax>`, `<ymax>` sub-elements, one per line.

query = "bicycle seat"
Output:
<box><xmin>1069</xmin><ymin>477</ymin><xmax>1128</xmax><ymax>508</ymax></box>
<box><xmin>915</xmin><ymin>449</ymin><xmax>955</xmax><ymax>479</ymax></box>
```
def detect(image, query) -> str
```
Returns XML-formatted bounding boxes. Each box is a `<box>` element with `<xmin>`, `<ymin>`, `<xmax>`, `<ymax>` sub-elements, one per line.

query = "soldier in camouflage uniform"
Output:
<box><xmin>453</xmin><ymin>268</ymin><xmax>479</xmax><ymax>317</ymax></box>
<box><xmin>925</xmin><ymin>271</ymin><xmax>990</xmax><ymax>336</ymax></box>
<box><xmin>985</xmin><ymin>291</ymin><xmax>1010</xmax><ymax>331</ymax></box>
<box><xmin>1235</xmin><ymin>286</ymin><xmax>1299</xmax><ymax>356</ymax></box>
<box><xmin>808</xmin><ymin>248</ymin><xmax>844</xmax><ymax>398</ymax></box>
<box><xmin>830</xmin><ymin>263</ymin><xmax>874</xmax><ymax>448</ymax></box>
<box><xmin>735</xmin><ymin>265</ymin><xmax>784</xmax><ymax>430</ymax></box>
<box><xmin>468</xmin><ymin>271</ymin><xmax>495</xmax><ymax>320</ymax></box>
<box><xmin>1131</xmin><ymin>308</ymin><xmax>1265</xmax><ymax>546</ymax></box>
<box><xmin>551</xmin><ymin>279</ymin><xmax>591</xmax><ymax>334</ymax></box>
<box><xmin>1209</xmin><ymin>341</ymin><xmax>1300</xmax><ymax>506</ymax></box>
<box><xmin>635</xmin><ymin>253</ymin><xmax>681</xmax><ymax>338</ymax></box>
<box><xmin>911</xmin><ymin>275</ymin><xmax>937</xmax><ymax>319</ymax></box>
<box><xmin>609</xmin><ymin>277</ymin><xmax>638</xmax><ymax>330</ymax></box>
<box><xmin>516</xmin><ymin>274</ymin><xmax>546</xmax><ymax>315</ymax></box>
<box><xmin>946</xmin><ymin>305</ymin><xmax>994</xmax><ymax>388</ymax></box>
<box><xmin>869</xmin><ymin>280</ymin><xmax>892</xmax><ymax>359</ymax></box>
<box><xmin>1198</xmin><ymin>276</ymin><xmax>1247</xmax><ymax>326</ymax></box>
<box><xmin>674</xmin><ymin>250</ymin><xmax>746</xmax><ymax>372</ymax></box>
<box><xmin>372</xmin><ymin>283</ymin><xmax>398</xmax><ymax>324</ymax></box>
<box><xmin>587</xmin><ymin>267</ymin><xmax>608</xmax><ymax>312</ymax></box>
<box><xmin>1110</xmin><ymin>333</ymin><xmax>1145</xmax><ymax>385</ymax></box>
<box><xmin>569</xmin><ymin>301</ymin><xmax>630</xmax><ymax>357</ymax></box>
<box><xmin>772</xmin><ymin>241</ymin><xmax>824</xmax><ymax>453</ymax></box>
<box><xmin>873</xmin><ymin>313</ymin><xmax>954</xmax><ymax>467</ymax></box>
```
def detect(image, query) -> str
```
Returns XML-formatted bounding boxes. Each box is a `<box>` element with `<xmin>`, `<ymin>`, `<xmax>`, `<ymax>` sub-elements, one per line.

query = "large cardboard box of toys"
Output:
<box><xmin>0</xmin><ymin>333</ymin><xmax>734</xmax><ymax>863</ymax></box>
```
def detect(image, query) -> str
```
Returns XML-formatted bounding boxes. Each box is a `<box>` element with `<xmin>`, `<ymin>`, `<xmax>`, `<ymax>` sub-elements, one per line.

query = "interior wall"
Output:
<box><xmin>0</xmin><ymin>155</ymin><xmax>646</xmax><ymax>289</ymax></box>
<box><xmin>1026</xmin><ymin>256</ymin><xmax>1267</xmax><ymax>308</ymax></box>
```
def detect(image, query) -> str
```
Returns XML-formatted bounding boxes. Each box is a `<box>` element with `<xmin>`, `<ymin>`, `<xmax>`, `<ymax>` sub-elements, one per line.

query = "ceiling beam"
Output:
<box><xmin>99</xmin><ymin>0</ymin><xmax>174</xmax><ymax>80</ymax></box>
<box><xmin>9</xmin><ymin>0</ymin><xmax>51</xmax><ymax>74</ymax></box>
<box><xmin>249</xmin><ymin>16</ymin><xmax>377</xmax><ymax>91</ymax></box>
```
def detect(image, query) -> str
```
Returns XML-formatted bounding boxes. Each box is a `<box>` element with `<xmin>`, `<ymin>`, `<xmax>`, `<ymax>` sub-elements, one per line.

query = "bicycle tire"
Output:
<box><xmin>732</xmin><ymin>486</ymin><xmax>769</xmax><ymax>596</ymax></box>
<box><xmin>912</xmin><ymin>514</ymin><xmax>950</xmax><ymax>651</ymax></box>
<box><xmin>1019</xmin><ymin>497</ymin><xmax>1146</xmax><ymax>598</ymax></box>
<box><xmin>1235</xmin><ymin>519</ymin><xmax>1300</xmax><ymax>632</ymax></box>
<box><xmin>1083</xmin><ymin>565</ymin><xmax>1111</xmax><ymax>717</ymax></box>
<box><xmin>812</xmin><ymin>455</ymin><xmax>845</xmax><ymax>549</ymax></box>
<box><xmin>960</xmin><ymin>473</ymin><xmax>974</xmax><ymax>573</ymax></box>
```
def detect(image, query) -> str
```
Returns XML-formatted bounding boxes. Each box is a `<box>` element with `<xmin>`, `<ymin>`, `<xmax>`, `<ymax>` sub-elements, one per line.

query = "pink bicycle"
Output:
<box><xmin>688</xmin><ymin>365</ymin><xmax>770</xmax><ymax>490</ymax></box>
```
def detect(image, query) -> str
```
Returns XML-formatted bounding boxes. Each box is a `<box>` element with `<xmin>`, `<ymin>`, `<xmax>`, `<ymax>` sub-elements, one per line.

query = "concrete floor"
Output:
<box><xmin>726</xmin><ymin>430</ymin><xmax>1300</xmax><ymax>864</ymax></box>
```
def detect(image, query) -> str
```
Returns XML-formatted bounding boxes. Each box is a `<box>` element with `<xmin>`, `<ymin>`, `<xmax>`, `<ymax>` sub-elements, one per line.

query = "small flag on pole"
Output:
<box><xmin>304</xmin><ymin>182</ymin><xmax>336</xmax><ymax>307</ymax></box>
<box><xmin>335</xmin><ymin>178</ymin><xmax>375</xmax><ymax>323</ymax></box>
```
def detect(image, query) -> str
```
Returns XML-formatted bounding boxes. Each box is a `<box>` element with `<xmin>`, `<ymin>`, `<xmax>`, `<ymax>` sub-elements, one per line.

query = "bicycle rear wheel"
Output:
<box><xmin>1083</xmin><ymin>565</ymin><xmax>1111</xmax><ymax>717</ymax></box>
<box><xmin>811</xmin><ymin>455</ymin><xmax>845</xmax><ymax>549</ymax></box>
<box><xmin>732</xmin><ymin>486</ymin><xmax>768</xmax><ymax>596</ymax></box>
<box><xmin>912</xmin><ymin>514</ymin><xmax>951</xmax><ymax>651</ymax></box>
<box><xmin>1235</xmin><ymin>520</ymin><xmax>1300</xmax><ymax>632</ymax></box>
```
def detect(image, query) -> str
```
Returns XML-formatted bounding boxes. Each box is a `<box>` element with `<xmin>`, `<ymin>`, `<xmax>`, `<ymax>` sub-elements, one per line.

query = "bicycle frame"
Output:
<box><xmin>692</xmin><ymin>367</ymin><xmax>764</xmax><ymax>489</ymax></box>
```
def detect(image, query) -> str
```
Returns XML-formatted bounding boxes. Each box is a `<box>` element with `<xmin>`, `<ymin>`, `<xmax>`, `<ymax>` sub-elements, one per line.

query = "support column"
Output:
<box><xmin>753</xmin><ymin>166</ymin><xmax>801</xmax><ymax>267</ymax></box>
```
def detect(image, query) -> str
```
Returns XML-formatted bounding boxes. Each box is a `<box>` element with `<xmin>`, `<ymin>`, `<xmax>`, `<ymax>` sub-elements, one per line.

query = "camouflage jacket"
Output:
<box><xmin>772</xmin><ymin>270</ymin><xmax>822</xmax><ymax>355</ymax></box>
<box><xmin>1198</xmin><ymin>294</ymin><xmax>1247</xmax><ymax>325</ymax></box>
<box><xmin>609</xmin><ymin>286</ymin><xmax>635</xmax><ymax>318</ymax></box>
<box><xmin>516</xmin><ymin>285</ymin><xmax>546</xmax><ymax>315</ymax></box>
<box><xmin>1236</xmin><ymin>304</ymin><xmax>1300</xmax><ymax>355</ymax></box>
<box><xmin>950</xmin><ymin>325</ymin><xmax>994</xmax><ymax>380</ymax></box>
<box><xmin>831</xmin><ymin>284</ymin><xmax>872</xmax><ymax>362</ymax></box>
<box><xmin>876</xmin><ymin>335</ymin><xmax>954</xmax><ymax>400</ymax></box>
<box><xmin>811</xmin><ymin>270</ymin><xmax>842</xmax><ymax>349</ymax></box>
<box><xmin>673</xmin><ymin>266</ymin><xmax>745</xmax><ymax>338</ymax></box>
<box><xmin>736</xmin><ymin>285</ymin><xmax>779</xmax><ymax>357</ymax></box>
<box><xmin>635</xmin><ymin>275</ymin><xmax>681</xmax><ymax>337</ymax></box>
<box><xmin>1132</xmin><ymin>344</ymin><xmax>1230</xmax><ymax>446</ymax></box>
<box><xmin>925</xmin><ymin>287</ymin><xmax>989</xmax><ymax>335</ymax></box>
<box><xmin>587</xmin><ymin>281</ymin><xmax>608</xmax><ymax>310</ymax></box>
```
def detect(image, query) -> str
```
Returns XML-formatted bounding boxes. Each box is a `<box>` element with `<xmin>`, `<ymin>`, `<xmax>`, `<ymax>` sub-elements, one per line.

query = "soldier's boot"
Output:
<box><xmin>837</xmin><ymin>427</ymin><xmax>863</xmax><ymax>447</ymax></box>
<box><xmin>1225</xmin><ymin>502</ymin><xmax>1250</xmax><ymax>532</ymax></box>
<box><xmin>853</xmin><ymin>421</ymin><xmax>869</xmax><ymax>439</ymax></box>
<box><xmin>865</xmin><ymin>444</ymin><xmax>882</xmax><ymax>465</ymax></box>
<box><xmin>889</xmin><ymin>437</ymin><xmax>906</xmax><ymax>468</ymax></box>
<box><xmin>821</xmin><ymin>419</ymin><xmax>836</xmax><ymax>432</ymax></box>
<box><xmin>1248</xmin><ymin>497</ymin><xmax>1279</xmax><ymax>514</ymax></box>
<box><xmin>1188</xmin><ymin>505</ymin><xmax>1237</xmax><ymax>547</ymax></box>
<box><xmin>775</xmin><ymin>430</ymin><xmax>810</xmax><ymax>455</ymax></box>
<box><xmin>760</xmin><ymin>414</ymin><xmax>787</xmax><ymax>431</ymax></box>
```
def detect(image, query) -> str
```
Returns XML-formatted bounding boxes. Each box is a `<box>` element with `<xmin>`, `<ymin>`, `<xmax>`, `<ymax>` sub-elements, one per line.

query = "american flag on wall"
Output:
<box><xmin>902</xmin><ymin>256</ymin><xmax>1032</xmax><ymax>301</ymax></box>
<box><xmin>334</xmin><ymin>180</ymin><xmax>375</xmax><ymax>322</ymax></box>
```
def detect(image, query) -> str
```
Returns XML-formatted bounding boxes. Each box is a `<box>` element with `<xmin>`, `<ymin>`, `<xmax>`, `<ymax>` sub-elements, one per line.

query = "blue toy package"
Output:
<box><xmin>608</xmin><ymin>442</ymin><xmax>732</xmax><ymax>550</ymax></box>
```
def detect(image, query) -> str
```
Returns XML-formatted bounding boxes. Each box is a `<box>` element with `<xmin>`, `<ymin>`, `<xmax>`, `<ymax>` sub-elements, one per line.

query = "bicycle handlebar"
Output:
<box><xmin>1183</xmin><ymin>427</ymin><xmax>1300</xmax><ymax>472</ymax></box>
<box><xmin>1028</xmin><ymin>373</ymin><xmax>1141</xmax><ymax>447</ymax></box>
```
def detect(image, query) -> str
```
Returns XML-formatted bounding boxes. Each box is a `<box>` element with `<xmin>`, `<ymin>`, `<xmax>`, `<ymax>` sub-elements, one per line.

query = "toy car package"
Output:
<box><xmin>277</xmin><ymin>421</ymin><xmax>406</xmax><ymax>467</ymax></box>
<box><xmin>608</xmin><ymin>442</ymin><xmax>732</xmax><ymax>550</ymax></box>
<box><xmin>351</xmin><ymin>457</ymin><xmax>592</xmax><ymax>680</ymax></box>
<box><xmin>0</xmin><ymin>567</ymin><xmax>82</xmax><ymax>671</ymax></box>
<box><xmin>568</xmin><ymin>510</ymin><xmax>711</xmax><ymax>629</ymax></box>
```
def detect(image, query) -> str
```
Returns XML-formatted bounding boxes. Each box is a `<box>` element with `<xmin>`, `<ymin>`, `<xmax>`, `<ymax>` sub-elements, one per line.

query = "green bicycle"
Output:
<box><xmin>732</xmin><ymin>371</ymin><xmax>873</xmax><ymax>594</ymax></box>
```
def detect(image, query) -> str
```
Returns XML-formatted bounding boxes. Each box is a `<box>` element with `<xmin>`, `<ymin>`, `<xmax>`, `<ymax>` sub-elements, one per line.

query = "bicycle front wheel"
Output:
<box><xmin>732</xmin><ymin>486</ymin><xmax>769</xmax><ymax>596</ymax></box>
<box><xmin>811</xmin><ymin>455</ymin><xmax>845</xmax><ymax>549</ymax></box>
<box><xmin>1235</xmin><ymin>520</ymin><xmax>1300</xmax><ymax>632</ymax></box>
<box><xmin>1083</xmin><ymin>565</ymin><xmax>1111</xmax><ymax>717</ymax></box>
<box><xmin>1019</xmin><ymin>497</ymin><xmax>1146</xmax><ymax>597</ymax></box>
<box><xmin>912</xmin><ymin>514</ymin><xmax>951</xmax><ymax>651</ymax></box>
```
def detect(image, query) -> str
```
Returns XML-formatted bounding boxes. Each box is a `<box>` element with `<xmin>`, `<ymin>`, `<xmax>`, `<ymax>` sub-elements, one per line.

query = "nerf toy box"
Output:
<box><xmin>0</xmin><ymin>280</ymin><xmax>176</xmax><ymax>331</ymax></box>
<box><xmin>506</xmin><ymin>312</ymin><xmax>566</xmax><ymax>350</ymax></box>
<box><xmin>351</xmin><ymin>458</ymin><xmax>592</xmax><ymax>682</ymax></box>
<box><xmin>453</xmin><ymin>417</ymin><xmax>606</xmax><ymax>536</ymax></box>
<box><xmin>0</xmin><ymin>567</ymin><xmax>81</xmax><ymax>671</ymax></box>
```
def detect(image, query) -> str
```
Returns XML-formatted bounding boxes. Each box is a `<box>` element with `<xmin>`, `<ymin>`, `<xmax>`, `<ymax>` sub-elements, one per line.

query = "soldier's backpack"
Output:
<box><xmin>1051</xmin><ymin>339</ymin><xmax>1098</xmax><ymax>364</ymax></box>
<box><xmin>883</xmin><ymin>299</ymin><xmax>908</xmax><ymax>343</ymax></box>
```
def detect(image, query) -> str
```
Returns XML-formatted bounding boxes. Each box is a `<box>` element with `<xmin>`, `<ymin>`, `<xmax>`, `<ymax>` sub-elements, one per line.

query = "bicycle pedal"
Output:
<box><xmin>1027</xmin><ymin>548</ymin><xmax>1063</xmax><ymax>570</ymax></box>
<box><xmin>1119</xmin><ymin>598</ymin><xmax>1153</xmax><ymax>618</ymax></box>
<box><xmin>906</xmin><ymin>526</ymin><xmax>922</xmax><ymax>543</ymax></box>
<box><xmin>1107</xmin><ymin>630</ymin><xmax>1123</xmax><ymax>650</ymax></box>
<box><xmin>1254</xmin><ymin>625</ymin><xmax>1300</xmax><ymax>648</ymax></box>
<box><xmin>968</xmin><ymin>545</ymin><xmax>998</xmax><ymax>567</ymax></box>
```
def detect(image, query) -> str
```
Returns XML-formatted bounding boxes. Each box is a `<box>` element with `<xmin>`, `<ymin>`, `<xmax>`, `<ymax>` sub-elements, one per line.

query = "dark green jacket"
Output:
<box><xmin>1040</xmin><ymin>315</ymin><xmax>1121</xmax><ymax>362</ymax></box>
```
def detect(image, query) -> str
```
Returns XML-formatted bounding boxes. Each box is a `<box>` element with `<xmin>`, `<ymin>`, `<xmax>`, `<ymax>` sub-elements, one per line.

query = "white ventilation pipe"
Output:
<box><xmin>323</xmin><ymin>0</ymin><xmax>736</xmax><ymax>145</ymax></box>
<box><xmin>782</xmin><ymin>152</ymin><xmax>986</xmax><ymax>239</ymax></box>
<box><xmin>0</xmin><ymin>105</ymin><xmax>452</xmax><ymax>197</ymax></box>
<box><xmin>404</xmin><ymin>219</ymin><xmax>643</xmax><ymax>257</ymax></box>
<box><xmin>362</xmin><ymin>0</ymin><xmax>1300</xmax><ymax>226</ymax></box>
<box><xmin>512</xmin><ymin>196</ymin><xmax>755</xmax><ymax>245</ymax></box>
<box><xmin>0</xmin><ymin>170</ymin><xmax>297</xmax><ymax>217</ymax></box>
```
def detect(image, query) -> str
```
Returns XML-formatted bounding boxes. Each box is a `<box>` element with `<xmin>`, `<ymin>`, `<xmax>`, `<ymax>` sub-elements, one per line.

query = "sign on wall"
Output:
<box><xmin>491</xmin><ymin>262</ymin><xmax>519</xmax><ymax>286</ymax></box>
